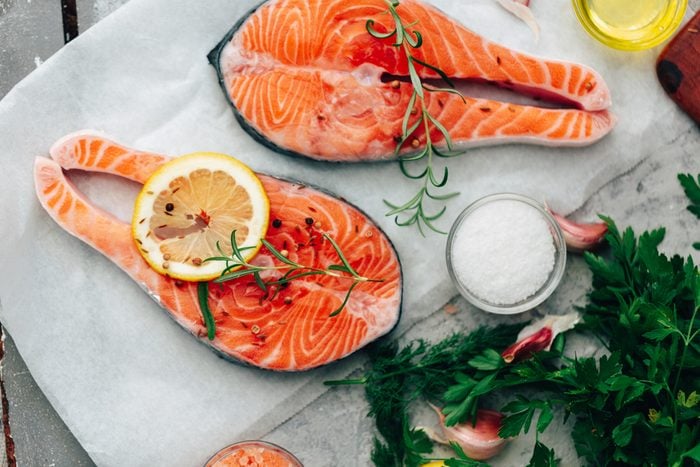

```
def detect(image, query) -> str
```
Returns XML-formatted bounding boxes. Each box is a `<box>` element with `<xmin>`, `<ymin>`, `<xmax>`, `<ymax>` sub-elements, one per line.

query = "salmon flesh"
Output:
<box><xmin>209</xmin><ymin>0</ymin><xmax>614</xmax><ymax>162</ymax></box>
<box><xmin>34</xmin><ymin>132</ymin><xmax>402</xmax><ymax>371</ymax></box>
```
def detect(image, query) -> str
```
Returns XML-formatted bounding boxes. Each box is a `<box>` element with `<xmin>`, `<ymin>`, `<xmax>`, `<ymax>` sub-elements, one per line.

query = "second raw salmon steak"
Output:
<box><xmin>34</xmin><ymin>132</ymin><xmax>402</xmax><ymax>371</ymax></box>
<box><xmin>209</xmin><ymin>0</ymin><xmax>614</xmax><ymax>162</ymax></box>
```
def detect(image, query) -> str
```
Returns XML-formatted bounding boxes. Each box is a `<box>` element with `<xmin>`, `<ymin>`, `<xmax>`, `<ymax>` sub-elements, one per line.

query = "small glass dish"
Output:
<box><xmin>204</xmin><ymin>440</ymin><xmax>303</xmax><ymax>467</ymax></box>
<box><xmin>572</xmin><ymin>0</ymin><xmax>688</xmax><ymax>51</ymax></box>
<box><xmin>446</xmin><ymin>193</ymin><xmax>566</xmax><ymax>315</ymax></box>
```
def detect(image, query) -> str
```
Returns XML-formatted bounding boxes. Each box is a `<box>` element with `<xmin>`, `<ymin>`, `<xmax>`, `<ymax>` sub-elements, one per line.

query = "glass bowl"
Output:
<box><xmin>204</xmin><ymin>440</ymin><xmax>303</xmax><ymax>467</ymax></box>
<box><xmin>446</xmin><ymin>193</ymin><xmax>566</xmax><ymax>315</ymax></box>
<box><xmin>572</xmin><ymin>0</ymin><xmax>687</xmax><ymax>51</ymax></box>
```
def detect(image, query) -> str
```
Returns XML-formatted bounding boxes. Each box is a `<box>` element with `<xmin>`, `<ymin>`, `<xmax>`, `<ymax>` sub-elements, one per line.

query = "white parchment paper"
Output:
<box><xmin>0</xmin><ymin>0</ymin><xmax>694</xmax><ymax>465</ymax></box>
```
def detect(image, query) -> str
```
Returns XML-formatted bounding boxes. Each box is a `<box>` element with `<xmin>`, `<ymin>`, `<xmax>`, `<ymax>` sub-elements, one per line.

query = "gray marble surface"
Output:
<box><xmin>0</xmin><ymin>1</ymin><xmax>698</xmax><ymax>466</ymax></box>
<box><xmin>262</xmin><ymin>127</ymin><xmax>699</xmax><ymax>466</ymax></box>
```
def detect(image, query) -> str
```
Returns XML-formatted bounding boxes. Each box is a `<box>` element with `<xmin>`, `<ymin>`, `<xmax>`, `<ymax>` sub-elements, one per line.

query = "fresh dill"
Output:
<box><xmin>325</xmin><ymin>325</ymin><xmax>521</xmax><ymax>466</ymax></box>
<box><xmin>327</xmin><ymin>207</ymin><xmax>700</xmax><ymax>465</ymax></box>
<box><xmin>367</xmin><ymin>0</ymin><xmax>465</xmax><ymax>235</ymax></box>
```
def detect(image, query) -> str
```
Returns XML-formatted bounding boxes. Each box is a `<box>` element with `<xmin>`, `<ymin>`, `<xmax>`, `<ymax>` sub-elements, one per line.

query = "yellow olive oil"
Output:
<box><xmin>573</xmin><ymin>0</ymin><xmax>687</xmax><ymax>50</ymax></box>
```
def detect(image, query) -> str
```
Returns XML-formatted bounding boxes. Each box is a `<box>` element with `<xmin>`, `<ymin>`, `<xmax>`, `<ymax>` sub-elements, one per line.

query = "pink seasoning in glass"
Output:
<box><xmin>205</xmin><ymin>441</ymin><xmax>302</xmax><ymax>467</ymax></box>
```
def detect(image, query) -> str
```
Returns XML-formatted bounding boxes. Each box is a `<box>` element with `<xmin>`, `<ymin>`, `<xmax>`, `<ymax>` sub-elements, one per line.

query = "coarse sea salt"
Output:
<box><xmin>450</xmin><ymin>199</ymin><xmax>555</xmax><ymax>305</ymax></box>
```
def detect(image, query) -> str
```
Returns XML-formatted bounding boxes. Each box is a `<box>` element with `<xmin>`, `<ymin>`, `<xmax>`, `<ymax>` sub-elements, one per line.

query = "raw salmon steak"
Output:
<box><xmin>209</xmin><ymin>0</ymin><xmax>614</xmax><ymax>162</ymax></box>
<box><xmin>34</xmin><ymin>132</ymin><xmax>402</xmax><ymax>371</ymax></box>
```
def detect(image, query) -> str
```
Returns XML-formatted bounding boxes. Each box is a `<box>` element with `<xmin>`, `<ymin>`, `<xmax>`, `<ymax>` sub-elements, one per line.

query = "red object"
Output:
<box><xmin>501</xmin><ymin>327</ymin><xmax>553</xmax><ymax>363</ymax></box>
<box><xmin>657</xmin><ymin>11</ymin><xmax>700</xmax><ymax>124</ymax></box>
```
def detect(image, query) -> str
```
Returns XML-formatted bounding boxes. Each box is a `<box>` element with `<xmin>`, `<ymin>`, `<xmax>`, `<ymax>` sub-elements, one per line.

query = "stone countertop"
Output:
<box><xmin>0</xmin><ymin>1</ymin><xmax>697</xmax><ymax>466</ymax></box>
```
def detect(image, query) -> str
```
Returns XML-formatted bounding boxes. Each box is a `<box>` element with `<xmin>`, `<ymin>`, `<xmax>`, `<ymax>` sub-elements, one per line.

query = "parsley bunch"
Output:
<box><xmin>327</xmin><ymin>174</ymin><xmax>700</xmax><ymax>466</ymax></box>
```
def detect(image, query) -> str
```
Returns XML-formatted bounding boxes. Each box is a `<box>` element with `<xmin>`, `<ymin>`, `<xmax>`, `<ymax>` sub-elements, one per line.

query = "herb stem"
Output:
<box><xmin>672</xmin><ymin>303</ymin><xmax>698</xmax><ymax>395</ymax></box>
<box><xmin>324</xmin><ymin>377</ymin><xmax>369</xmax><ymax>386</ymax></box>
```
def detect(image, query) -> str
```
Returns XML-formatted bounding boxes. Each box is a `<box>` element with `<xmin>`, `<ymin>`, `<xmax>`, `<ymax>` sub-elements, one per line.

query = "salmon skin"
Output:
<box><xmin>209</xmin><ymin>0</ymin><xmax>615</xmax><ymax>162</ymax></box>
<box><xmin>34</xmin><ymin>131</ymin><xmax>402</xmax><ymax>371</ymax></box>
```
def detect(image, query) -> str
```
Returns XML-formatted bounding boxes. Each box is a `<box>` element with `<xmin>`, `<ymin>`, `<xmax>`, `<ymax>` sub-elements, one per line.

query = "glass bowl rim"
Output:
<box><xmin>571</xmin><ymin>0</ymin><xmax>688</xmax><ymax>51</ymax></box>
<box><xmin>445</xmin><ymin>192</ymin><xmax>567</xmax><ymax>315</ymax></box>
<box><xmin>204</xmin><ymin>440</ymin><xmax>303</xmax><ymax>467</ymax></box>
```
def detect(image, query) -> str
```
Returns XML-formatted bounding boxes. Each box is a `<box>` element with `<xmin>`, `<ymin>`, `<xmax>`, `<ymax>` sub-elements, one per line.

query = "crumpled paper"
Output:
<box><xmin>0</xmin><ymin>0</ymin><xmax>693</xmax><ymax>465</ymax></box>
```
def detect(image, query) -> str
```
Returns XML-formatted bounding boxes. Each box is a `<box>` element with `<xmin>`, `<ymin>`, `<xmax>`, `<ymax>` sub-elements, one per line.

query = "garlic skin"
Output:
<box><xmin>495</xmin><ymin>0</ymin><xmax>540</xmax><ymax>41</ymax></box>
<box><xmin>502</xmin><ymin>312</ymin><xmax>580</xmax><ymax>363</ymax></box>
<box><xmin>546</xmin><ymin>206</ymin><xmax>608</xmax><ymax>252</ymax></box>
<box><xmin>429</xmin><ymin>404</ymin><xmax>507</xmax><ymax>460</ymax></box>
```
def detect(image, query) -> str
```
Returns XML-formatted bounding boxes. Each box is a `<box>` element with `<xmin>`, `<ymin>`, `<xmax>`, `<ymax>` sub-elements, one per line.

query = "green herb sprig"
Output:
<box><xmin>367</xmin><ymin>0</ymin><xmax>465</xmax><ymax>235</ymax></box>
<box><xmin>327</xmin><ymin>205</ymin><xmax>700</xmax><ymax>466</ymax></box>
<box><xmin>196</xmin><ymin>230</ymin><xmax>384</xmax><ymax>340</ymax></box>
<box><xmin>325</xmin><ymin>325</ymin><xmax>522</xmax><ymax>466</ymax></box>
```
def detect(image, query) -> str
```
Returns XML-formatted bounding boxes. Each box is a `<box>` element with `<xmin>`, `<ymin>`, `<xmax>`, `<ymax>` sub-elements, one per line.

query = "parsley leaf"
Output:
<box><xmin>679</xmin><ymin>173</ymin><xmax>700</xmax><ymax>249</ymax></box>
<box><xmin>527</xmin><ymin>441</ymin><xmax>557</xmax><ymax>467</ymax></box>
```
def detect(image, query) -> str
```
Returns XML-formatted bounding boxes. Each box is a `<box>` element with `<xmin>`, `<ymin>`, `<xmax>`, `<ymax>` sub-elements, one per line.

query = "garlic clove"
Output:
<box><xmin>501</xmin><ymin>326</ymin><xmax>552</xmax><ymax>363</ymax></box>
<box><xmin>495</xmin><ymin>0</ymin><xmax>540</xmax><ymax>41</ymax></box>
<box><xmin>429</xmin><ymin>403</ymin><xmax>508</xmax><ymax>460</ymax></box>
<box><xmin>546</xmin><ymin>205</ymin><xmax>608</xmax><ymax>252</ymax></box>
<box><xmin>502</xmin><ymin>312</ymin><xmax>580</xmax><ymax>363</ymax></box>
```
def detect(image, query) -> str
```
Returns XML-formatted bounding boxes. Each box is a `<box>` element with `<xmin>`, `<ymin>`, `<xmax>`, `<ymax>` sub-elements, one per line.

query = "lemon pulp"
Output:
<box><xmin>132</xmin><ymin>152</ymin><xmax>269</xmax><ymax>281</ymax></box>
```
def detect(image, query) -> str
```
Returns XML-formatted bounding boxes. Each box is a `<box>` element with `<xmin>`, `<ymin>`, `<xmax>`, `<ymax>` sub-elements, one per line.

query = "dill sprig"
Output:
<box><xmin>325</xmin><ymin>325</ymin><xmax>522</xmax><ymax>466</ymax></box>
<box><xmin>196</xmin><ymin>230</ymin><xmax>383</xmax><ymax>339</ymax></box>
<box><xmin>367</xmin><ymin>0</ymin><xmax>465</xmax><ymax>235</ymax></box>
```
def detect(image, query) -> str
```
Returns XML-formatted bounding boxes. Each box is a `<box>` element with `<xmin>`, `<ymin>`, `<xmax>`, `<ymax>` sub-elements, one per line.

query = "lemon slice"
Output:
<box><xmin>132</xmin><ymin>152</ymin><xmax>269</xmax><ymax>281</ymax></box>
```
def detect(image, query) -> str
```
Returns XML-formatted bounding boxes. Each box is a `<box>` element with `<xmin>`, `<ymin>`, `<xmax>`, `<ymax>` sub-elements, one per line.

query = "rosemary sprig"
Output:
<box><xmin>367</xmin><ymin>0</ymin><xmax>465</xmax><ymax>234</ymax></box>
<box><xmin>207</xmin><ymin>230</ymin><xmax>383</xmax><ymax>317</ymax></box>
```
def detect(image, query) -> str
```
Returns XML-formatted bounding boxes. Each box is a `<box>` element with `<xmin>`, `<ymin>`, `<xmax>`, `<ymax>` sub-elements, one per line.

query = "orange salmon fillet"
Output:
<box><xmin>210</xmin><ymin>0</ymin><xmax>614</xmax><ymax>161</ymax></box>
<box><xmin>35</xmin><ymin>131</ymin><xmax>402</xmax><ymax>371</ymax></box>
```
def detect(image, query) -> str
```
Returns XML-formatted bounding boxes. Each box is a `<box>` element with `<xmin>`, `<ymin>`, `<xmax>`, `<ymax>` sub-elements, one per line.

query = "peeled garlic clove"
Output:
<box><xmin>502</xmin><ymin>312</ymin><xmax>580</xmax><ymax>363</ymax></box>
<box><xmin>429</xmin><ymin>404</ymin><xmax>507</xmax><ymax>460</ymax></box>
<box><xmin>546</xmin><ymin>205</ymin><xmax>608</xmax><ymax>252</ymax></box>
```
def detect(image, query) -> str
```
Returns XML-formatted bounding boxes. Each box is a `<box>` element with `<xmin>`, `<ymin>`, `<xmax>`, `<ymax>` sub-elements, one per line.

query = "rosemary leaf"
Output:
<box><xmin>197</xmin><ymin>282</ymin><xmax>216</xmax><ymax>341</ymax></box>
<box><xmin>324</xmin><ymin>233</ymin><xmax>361</xmax><ymax>278</ymax></box>
<box><xmin>401</xmin><ymin>92</ymin><xmax>418</xmax><ymax>137</ymax></box>
<box><xmin>214</xmin><ymin>268</ymin><xmax>258</xmax><ymax>282</ymax></box>
<box><xmin>366</xmin><ymin>19</ymin><xmax>396</xmax><ymax>39</ymax></box>
<box><xmin>253</xmin><ymin>271</ymin><xmax>267</xmax><ymax>293</ymax></box>
<box><xmin>330</xmin><ymin>281</ymin><xmax>360</xmax><ymax>317</ymax></box>
<box><xmin>412</xmin><ymin>56</ymin><xmax>455</xmax><ymax>88</ymax></box>
<box><xmin>261</xmin><ymin>238</ymin><xmax>297</xmax><ymax>265</ymax></box>
<box><xmin>407</xmin><ymin>58</ymin><xmax>425</xmax><ymax>99</ymax></box>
